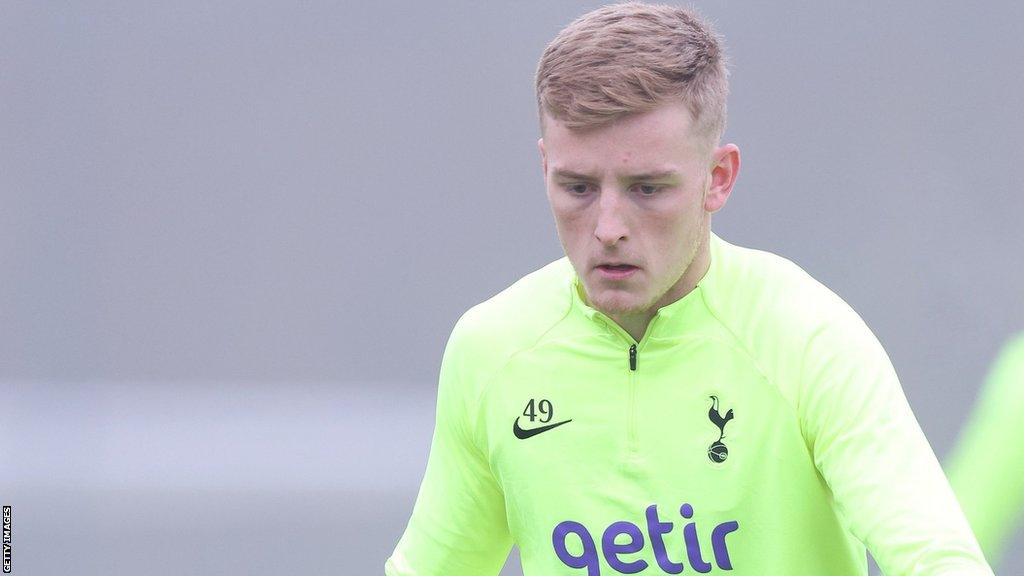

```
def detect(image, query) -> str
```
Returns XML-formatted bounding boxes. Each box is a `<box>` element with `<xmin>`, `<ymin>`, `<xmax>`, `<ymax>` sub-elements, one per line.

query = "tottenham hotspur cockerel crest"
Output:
<box><xmin>708</xmin><ymin>395</ymin><xmax>734</xmax><ymax>463</ymax></box>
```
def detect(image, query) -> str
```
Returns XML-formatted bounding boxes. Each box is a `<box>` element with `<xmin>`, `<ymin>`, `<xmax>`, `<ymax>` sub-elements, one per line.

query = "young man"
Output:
<box><xmin>386</xmin><ymin>3</ymin><xmax>992</xmax><ymax>574</ymax></box>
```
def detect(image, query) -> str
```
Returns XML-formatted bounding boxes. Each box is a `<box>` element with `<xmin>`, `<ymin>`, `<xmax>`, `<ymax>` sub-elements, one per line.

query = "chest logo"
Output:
<box><xmin>514</xmin><ymin>398</ymin><xmax>572</xmax><ymax>439</ymax></box>
<box><xmin>707</xmin><ymin>395</ymin><xmax>734</xmax><ymax>463</ymax></box>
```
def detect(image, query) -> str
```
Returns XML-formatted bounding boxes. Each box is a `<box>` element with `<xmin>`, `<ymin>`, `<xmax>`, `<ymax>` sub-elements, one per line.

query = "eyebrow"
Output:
<box><xmin>551</xmin><ymin>168</ymin><xmax>680</xmax><ymax>182</ymax></box>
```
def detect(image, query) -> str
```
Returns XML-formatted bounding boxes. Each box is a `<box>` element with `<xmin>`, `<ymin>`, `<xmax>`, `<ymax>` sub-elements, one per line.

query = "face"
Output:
<box><xmin>539</xmin><ymin>101</ymin><xmax>739</xmax><ymax>322</ymax></box>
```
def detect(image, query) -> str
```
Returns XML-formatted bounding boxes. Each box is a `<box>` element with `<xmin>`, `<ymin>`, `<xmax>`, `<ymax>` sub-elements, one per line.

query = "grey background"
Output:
<box><xmin>2</xmin><ymin>1</ymin><xmax>1022</xmax><ymax>574</ymax></box>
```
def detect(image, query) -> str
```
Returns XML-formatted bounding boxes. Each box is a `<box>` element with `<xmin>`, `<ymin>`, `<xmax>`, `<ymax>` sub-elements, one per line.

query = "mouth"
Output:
<box><xmin>594</xmin><ymin>263</ymin><xmax>639</xmax><ymax>279</ymax></box>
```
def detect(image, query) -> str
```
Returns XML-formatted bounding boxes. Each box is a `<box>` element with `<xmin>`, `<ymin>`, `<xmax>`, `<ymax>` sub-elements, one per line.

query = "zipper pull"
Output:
<box><xmin>629</xmin><ymin>344</ymin><xmax>637</xmax><ymax>371</ymax></box>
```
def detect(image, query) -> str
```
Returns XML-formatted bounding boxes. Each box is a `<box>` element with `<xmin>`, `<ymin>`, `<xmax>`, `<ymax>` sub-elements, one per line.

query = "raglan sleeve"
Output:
<box><xmin>798</xmin><ymin>306</ymin><xmax>994</xmax><ymax>575</ymax></box>
<box><xmin>945</xmin><ymin>332</ymin><xmax>1024</xmax><ymax>565</ymax></box>
<box><xmin>384</xmin><ymin>312</ymin><xmax>513</xmax><ymax>575</ymax></box>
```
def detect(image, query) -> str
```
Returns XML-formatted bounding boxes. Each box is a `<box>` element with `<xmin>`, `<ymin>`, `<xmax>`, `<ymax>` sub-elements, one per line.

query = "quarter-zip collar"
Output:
<box><xmin>567</xmin><ymin>233</ymin><xmax>723</xmax><ymax>345</ymax></box>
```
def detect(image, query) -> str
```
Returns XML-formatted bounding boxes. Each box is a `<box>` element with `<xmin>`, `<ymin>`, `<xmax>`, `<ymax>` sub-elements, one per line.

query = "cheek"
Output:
<box><xmin>646</xmin><ymin>209</ymin><xmax>701</xmax><ymax>263</ymax></box>
<box><xmin>552</xmin><ymin>205</ymin><xmax>589</xmax><ymax>240</ymax></box>
<box><xmin>648</xmin><ymin>212</ymin><xmax>689</xmax><ymax>246</ymax></box>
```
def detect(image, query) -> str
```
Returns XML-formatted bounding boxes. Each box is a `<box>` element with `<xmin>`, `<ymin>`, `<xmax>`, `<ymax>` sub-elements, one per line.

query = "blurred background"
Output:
<box><xmin>2</xmin><ymin>1</ymin><xmax>1022</xmax><ymax>574</ymax></box>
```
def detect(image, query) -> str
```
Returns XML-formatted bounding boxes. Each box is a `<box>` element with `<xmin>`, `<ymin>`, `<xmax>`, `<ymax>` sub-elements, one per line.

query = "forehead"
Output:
<box><xmin>542</xmin><ymin>102</ymin><xmax>703</xmax><ymax>175</ymax></box>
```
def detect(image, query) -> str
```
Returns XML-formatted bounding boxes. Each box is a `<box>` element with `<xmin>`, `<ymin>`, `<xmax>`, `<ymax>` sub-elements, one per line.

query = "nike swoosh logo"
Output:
<box><xmin>513</xmin><ymin>417</ymin><xmax>573</xmax><ymax>439</ymax></box>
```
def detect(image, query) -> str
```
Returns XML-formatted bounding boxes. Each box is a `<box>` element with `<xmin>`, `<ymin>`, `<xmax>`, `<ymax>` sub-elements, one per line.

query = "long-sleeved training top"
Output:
<box><xmin>386</xmin><ymin>233</ymin><xmax>992</xmax><ymax>575</ymax></box>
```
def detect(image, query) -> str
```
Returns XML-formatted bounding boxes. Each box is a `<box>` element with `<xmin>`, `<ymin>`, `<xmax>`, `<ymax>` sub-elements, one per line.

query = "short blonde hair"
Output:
<box><xmin>536</xmin><ymin>2</ymin><xmax>729</xmax><ymax>146</ymax></box>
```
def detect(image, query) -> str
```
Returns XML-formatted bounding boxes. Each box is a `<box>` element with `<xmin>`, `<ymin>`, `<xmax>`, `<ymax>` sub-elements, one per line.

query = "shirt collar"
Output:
<box><xmin>566</xmin><ymin>232</ymin><xmax>722</xmax><ymax>341</ymax></box>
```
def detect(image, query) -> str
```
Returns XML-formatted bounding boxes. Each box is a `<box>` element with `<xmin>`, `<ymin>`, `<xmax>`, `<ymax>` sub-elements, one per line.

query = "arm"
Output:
<box><xmin>385</xmin><ymin>315</ymin><xmax>513</xmax><ymax>575</ymax></box>
<box><xmin>946</xmin><ymin>332</ymin><xmax>1024</xmax><ymax>565</ymax></box>
<box><xmin>799</xmin><ymin>309</ymin><xmax>993</xmax><ymax>575</ymax></box>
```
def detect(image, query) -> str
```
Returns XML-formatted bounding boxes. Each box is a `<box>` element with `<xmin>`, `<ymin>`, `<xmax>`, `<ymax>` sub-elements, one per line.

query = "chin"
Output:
<box><xmin>587</xmin><ymin>289</ymin><xmax>650</xmax><ymax>317</ymax></box>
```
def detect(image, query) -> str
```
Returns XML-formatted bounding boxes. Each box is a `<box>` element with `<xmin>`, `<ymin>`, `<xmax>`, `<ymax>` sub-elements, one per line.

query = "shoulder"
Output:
<box><xmin>445</xmin><ymin>257</ymin><xmax>576</xmax><ymax>375</ymax></box>
<box><xmin>702</xmin><ymin>235</ymin><xmax>885</xmax><ymax>403</ymax></box>
<box><xmin>705</xmin><ymin>235</ymin><xmax>862</xmax><ymax>339</ymax></box>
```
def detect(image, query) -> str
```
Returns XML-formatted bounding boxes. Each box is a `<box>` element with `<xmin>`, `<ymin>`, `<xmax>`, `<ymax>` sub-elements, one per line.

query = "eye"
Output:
<box><xmin>564</xmin><ymin>183</ymin><xmax>593</xmax><ymax>196</ymax></box>
<box><xmin>634</xmin><ymin>184</ymin><xmax>660</xmax><ymax>196</ymax></box>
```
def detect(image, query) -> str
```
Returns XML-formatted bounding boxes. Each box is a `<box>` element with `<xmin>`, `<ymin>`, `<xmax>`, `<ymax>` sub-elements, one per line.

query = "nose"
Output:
<box><xmin>594</xmin><ymin>191</ymin><xmax>628</xmax><ymax>246</ymax></box>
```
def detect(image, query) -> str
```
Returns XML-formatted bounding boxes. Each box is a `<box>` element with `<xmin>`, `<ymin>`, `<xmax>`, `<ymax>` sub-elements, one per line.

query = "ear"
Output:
<box><xmin>704</xmin><ymin>143</ymin><xmax>740</xmax><ymax>214</ymax></box>
<box><xmin>538</xmin><ymin>137</ymin><xmax>548</xmax><ymax>176</ymax></box>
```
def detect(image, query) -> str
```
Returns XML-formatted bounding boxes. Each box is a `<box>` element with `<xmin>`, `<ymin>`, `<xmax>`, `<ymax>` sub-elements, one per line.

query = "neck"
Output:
<box><xmin>607</xmin><ymin>232</ymin><xmax>711</xmax><ymax>343</ymax></box>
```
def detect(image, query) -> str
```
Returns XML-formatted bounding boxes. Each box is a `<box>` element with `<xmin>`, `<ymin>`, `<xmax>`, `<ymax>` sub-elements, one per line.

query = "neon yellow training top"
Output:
<box><xmin>947</xmin><ymin>332</ymin><xmax>1024</xmax><ymax>565</ymax></box>
<box><xmin>386</xmin><ymin>233</ymin><xmax>991</xmax><ymax>575</ymax></box>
